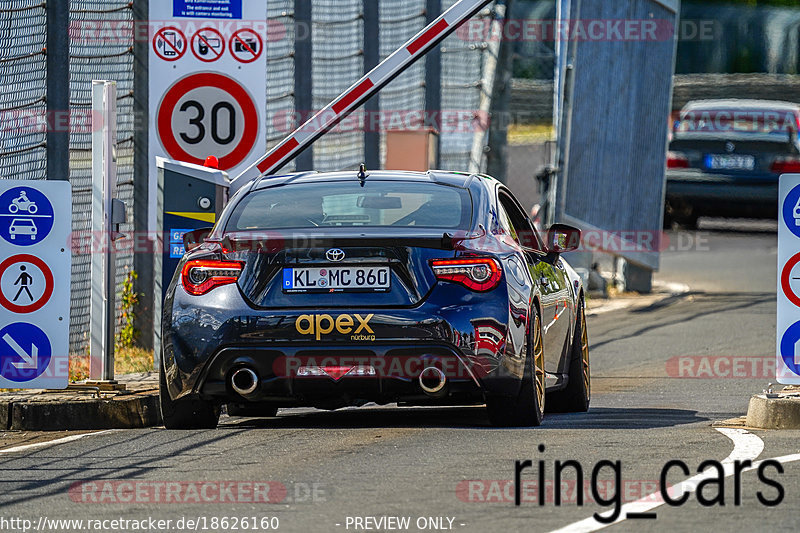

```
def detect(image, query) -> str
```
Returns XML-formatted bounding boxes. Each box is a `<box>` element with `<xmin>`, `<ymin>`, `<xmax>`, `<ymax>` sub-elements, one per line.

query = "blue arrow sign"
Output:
<box><xmin>779</xmin><ymin>321</ymin><xmax>800</xmax><ymax>377</ymax></box>
<box><xmin>0</xmin><ymin>323</ymin><xmax>52</xmax><ymax>382</ymax></box>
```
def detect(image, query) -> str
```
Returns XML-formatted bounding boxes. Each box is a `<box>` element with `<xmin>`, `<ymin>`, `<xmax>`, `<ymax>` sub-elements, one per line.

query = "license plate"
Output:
<box><xmin>283</xmin><ymin>267</ymin><xmax>391</xmax><ymax>292</ymax></box>
<box><xmin>706</xmin><ymin>154</ymin><xmax>755</xmax><ymax>171</ymax></box>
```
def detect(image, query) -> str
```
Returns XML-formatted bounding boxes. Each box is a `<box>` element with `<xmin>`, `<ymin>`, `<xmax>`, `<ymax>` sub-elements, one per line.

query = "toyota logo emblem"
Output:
<box><xmin>725</xmin><ymin>142</ymin><xmax>736</xmax><ymax>153</ymax></box>
<box><xmin>326</xmin><ymin>248</ymin><xmax>346</xmax><ymax>262</ymax></box>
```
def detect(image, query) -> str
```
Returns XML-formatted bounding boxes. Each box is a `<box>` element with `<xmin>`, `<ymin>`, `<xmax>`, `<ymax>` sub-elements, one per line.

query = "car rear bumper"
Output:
<box><xmin>161</xmin><ymin>284</ymin><xmax>524</xmax><ymax>407</ymax></box>
<box><xmin>665</xmin><ymin>171</ymin><xmax>777</xmax><ymax>217</ymax></box>
<box><xmin>195</xmin><ymin>344</ymin><xmax>493</xmax><ymax>408</ymax></box>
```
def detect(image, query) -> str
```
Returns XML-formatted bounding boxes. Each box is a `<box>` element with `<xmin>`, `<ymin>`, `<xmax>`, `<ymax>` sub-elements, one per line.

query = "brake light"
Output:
<box><xmin>431</xmin><ymin>258</ymin><xmax>502</xmax><ymax>292</ymax></box>
<box><xmin>667</xmin><ymin>151</ymin><xmax>689</xmax><ymax>169</ymax></box>
<box><xmin>771</xmin><ymin>157</ymin><xmax>800</xmax><ymax>174</ymax></box>
<box><xmin>181</xmin><ymin>260</ymin><xmax>243</xmax><ymax>296</ymax></box>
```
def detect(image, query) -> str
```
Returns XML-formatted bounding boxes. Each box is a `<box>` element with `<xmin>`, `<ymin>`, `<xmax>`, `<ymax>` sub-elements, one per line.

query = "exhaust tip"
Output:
<box><xmin>231</xmin><ymin>367</ymin><xmax>259</xmax><ymax>396</ymax></box>
<box><xmin>419</xmin><ymin>367</ymin><xmax>446</xmax><ymax>395</ymax></box>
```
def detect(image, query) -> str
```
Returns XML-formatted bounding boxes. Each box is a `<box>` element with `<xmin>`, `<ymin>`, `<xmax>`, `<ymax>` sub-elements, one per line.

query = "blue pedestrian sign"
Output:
<box><xmin>0</xmin><ymin>323</ymin><xmax>52</xmax><ymax>383</ymax></box>
<box><xmin>0</xmin><ymin>187</ymin><xmax>55</xmax><ymax>246</ymax></box>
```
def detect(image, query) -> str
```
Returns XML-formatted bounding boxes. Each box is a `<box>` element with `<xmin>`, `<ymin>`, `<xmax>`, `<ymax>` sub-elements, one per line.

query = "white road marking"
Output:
<box><xmin>548</xmin><ymin>428</ymin><xmax>765</xmax><ymax>533</ymax></box>
<box><xmin>0</xmin><ymin>430</ymin><xmax>113</xmax><ymax>454</ymax></box>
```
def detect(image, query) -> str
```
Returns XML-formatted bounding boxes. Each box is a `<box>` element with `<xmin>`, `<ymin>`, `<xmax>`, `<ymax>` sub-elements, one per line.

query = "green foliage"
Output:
<box><xmin>116</xmin><ymin>270</ymin><xmax>140</xmax><ymax>350</ymax></box>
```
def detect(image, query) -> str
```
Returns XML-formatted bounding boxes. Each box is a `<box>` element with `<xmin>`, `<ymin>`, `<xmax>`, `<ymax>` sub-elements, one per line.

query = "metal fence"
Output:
<box><xmin>68</xmin><ymin>0</ymin><xmax>136</xmax><ymax>357</ymax></box>
<box><xmin>0</xmin><ymin>1</ymin><xmax>47</xmax><ymax>181</ymax></box>
<box><xmin>0</xmin><ymin>0</ymin><xmax>497</xmax><ymax>358</ymax></box>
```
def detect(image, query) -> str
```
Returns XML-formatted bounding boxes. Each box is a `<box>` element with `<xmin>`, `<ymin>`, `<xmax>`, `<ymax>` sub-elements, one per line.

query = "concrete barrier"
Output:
<box><xmin>5</xmin><ymin>394</ymin><xmax>161</xmax><ymax>431</ymax></box>
<box><xmin>746</xmin><ymin>393</ymin><xmax>800</xmax><ymax>430</ymax></box>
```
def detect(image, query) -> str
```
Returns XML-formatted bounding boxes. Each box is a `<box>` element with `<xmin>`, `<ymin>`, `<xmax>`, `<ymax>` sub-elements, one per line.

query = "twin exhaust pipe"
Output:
<box><xmin>231</xmin><ymin>365</ymin><xmax>446</xmax><ymax>396</ymax></box>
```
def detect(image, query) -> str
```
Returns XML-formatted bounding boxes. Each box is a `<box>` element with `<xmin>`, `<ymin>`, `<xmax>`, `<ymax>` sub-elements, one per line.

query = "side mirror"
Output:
<box><xmin>183</xmin><ymin>227</ymin><xmax>213</xmax><ymax>252</ymax></box>
<box><xmin>546</xmin><ymin>224</ymin><xmax>581</xmax><ymax>254</ymax></box>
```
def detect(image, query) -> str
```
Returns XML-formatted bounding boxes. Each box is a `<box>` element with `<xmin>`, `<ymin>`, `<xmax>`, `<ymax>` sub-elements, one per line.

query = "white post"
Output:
<box><xmin>90</xmin><ymin>80</ymin><xmax>118</xmax><ymax>381</ymax></box>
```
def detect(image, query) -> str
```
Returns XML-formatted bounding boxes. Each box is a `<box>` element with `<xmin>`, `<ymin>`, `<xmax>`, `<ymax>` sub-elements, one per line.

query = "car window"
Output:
<box><xmin>226</xmin><ymin>181</ymin><xmax>472</xmax><ymax>231</ymax></box>
<box><xmin>497</xmin><ymin>203</ymin><xmax>519</xmax><ymax>242</ymax></box>
<box><xmin>498</xmin><ymin>191</ymin><xmax>542</xmax><ymax>250</ymax></box>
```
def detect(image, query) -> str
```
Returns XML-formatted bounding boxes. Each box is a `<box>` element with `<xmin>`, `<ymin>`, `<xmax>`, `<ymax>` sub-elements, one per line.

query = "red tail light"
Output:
<box><xmin>431</xmin><ymin>258</ymin><xmax>502</xmax><ymax>292</ymax></box>
<box><xmin>181</xmin><ymin>260</ymin><xmax>243</xmax><ymax>296</ymax></box>
<box><xmin>771</xmin><ymin>157</ymin><xmax>800</xmax><ymax>174</ymax></box>
<box><xmin>667</xmin><ymin>151</ymin><xmax>689</xmax><ymax>169</ymax></box>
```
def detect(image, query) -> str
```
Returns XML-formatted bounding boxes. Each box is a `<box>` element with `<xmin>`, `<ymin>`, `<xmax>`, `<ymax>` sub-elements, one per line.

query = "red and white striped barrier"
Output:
<box><xmin>231</xmin><ymin>0</ymin><xmax>493</xmax><ymax>189</ymax></box>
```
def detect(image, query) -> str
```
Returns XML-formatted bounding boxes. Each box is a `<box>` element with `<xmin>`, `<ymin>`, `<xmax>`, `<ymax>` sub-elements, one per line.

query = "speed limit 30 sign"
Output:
<box><xmin>157</xmin><ymin>73</ymin><xmax>259</xmax><ymax>169</ymax></box>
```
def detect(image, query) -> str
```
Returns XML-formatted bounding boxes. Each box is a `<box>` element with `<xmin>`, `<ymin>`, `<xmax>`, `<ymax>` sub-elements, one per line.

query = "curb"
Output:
<box><xmin>586</xmin><ymin>282</ymin><xmax>691</xmax><ymax>317</ymax></box>
<box><xmin>1</xmin><ymin>393</ymin><xmax>161</xmax><ymax>431</ymax></box>
<box><xmin>746</xmin><ymin>393</ymin><xmax>800</xmax><ymax>429</ymax></box>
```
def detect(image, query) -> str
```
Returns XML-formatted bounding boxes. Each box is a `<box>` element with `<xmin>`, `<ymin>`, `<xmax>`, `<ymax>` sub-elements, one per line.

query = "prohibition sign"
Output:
<box><xmin>229</xmin><ymin>29</ymin><xmax>263</xmax><ymax>63</ymax></box>
<box><xmin>157</xmin><ymin>72</ymin><xmax>259</xmax><ymax>169</ymax></box>
<box><xmin>781</xmin><ymin>252</ymin><xmax>800</xmax><ymax>307</ymax></box>
<box><xmin>191</xmin><ymin>27</ymin><xmax>225</xmax><ymax>63</ymax></box>
<box><xmin>0</xmin><ymin>254</ymin><xmax>53</xmax><ymax>314</ymax></box>
<box><xmin>153</xmin><ymin>27</ymin><xmax>187</xmax><ymax>62</ymax></box>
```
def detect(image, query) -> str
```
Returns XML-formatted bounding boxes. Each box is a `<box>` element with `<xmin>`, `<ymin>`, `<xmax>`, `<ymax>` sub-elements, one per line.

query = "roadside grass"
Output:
<box><xmin>68</xmin><ymin>348</ymin><xmax>154</xmax><ymax>383</ymax></box>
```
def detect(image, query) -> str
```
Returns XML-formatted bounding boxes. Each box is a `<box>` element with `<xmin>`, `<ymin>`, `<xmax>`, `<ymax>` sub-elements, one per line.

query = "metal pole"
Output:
<box><xmin>470</xmin><ymin>1</ymin><xmax>508</xmax><ymax>176</ymax></box>
<box><xmin>133</xmin><ymin>0</ymin><xmax>153</xmax><ymax>352</ymax></box>
<box><xmin>552</xmin><ymin>0</ymin><xmax>580</xmax><ymax>226</ymax></box>
<box><xmin>425</xmin><ymin>0</ymin><xmax>442</xmax><ymax>169</ymax></box>
<box><xmin>486</xmin><ymin>0</ymin><xmax>515</xmax><ymax>183</ymax></box>
<box><xmin>103</xmin><ymin>81</ymin><xmax>118</xmax><ymax>381</ymax></box>
<box><xmin>363</xmin><ymin>0</ymin><xmax>381</xmax><ymax>170</ymax></box>
<box><xmin>90</xmin><ymin>81</ymin><xmax>118</xmax><ymax>382</ymax></box>
<box><xmin>294</xmin><ymin>0</ymin><xmax>313</xmax><ymax>171</ymax></box>
<box><xmin>46</xmin><ymin>0</ymin><xmax>69</xmax><ymax>181</ymax></box>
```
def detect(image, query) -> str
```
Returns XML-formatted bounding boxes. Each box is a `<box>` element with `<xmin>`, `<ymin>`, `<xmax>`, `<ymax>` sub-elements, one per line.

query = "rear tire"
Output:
<box><xmin>486</xmin><ymin>308</ymin><xmax>545</xmax><ymax>427</ymax></box>
<box><xmin>160</xmin><ymin>359</ymin><xmax>220</xmax><ymax>429</ymax></box>
<box><xmin>226</xmin><ymin>402</ymin><xmax>279</xmax><ymax>417</ymax></box>
<box><xmin>547</xmin><ymin>303</ymin><xmax>590</xmax><ymax>413</ymax></box>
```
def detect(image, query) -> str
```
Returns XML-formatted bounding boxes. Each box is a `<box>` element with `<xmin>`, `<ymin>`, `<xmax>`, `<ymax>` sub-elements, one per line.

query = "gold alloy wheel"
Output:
<box><xmin>580</xmin><ymin>309</ymin><xmax>590</xmax><ymax>401</ymax></box>
<box><xmin>533</xmin><ymin>313</ymin><xmax>545</xmax><ymax>414</ymax></box>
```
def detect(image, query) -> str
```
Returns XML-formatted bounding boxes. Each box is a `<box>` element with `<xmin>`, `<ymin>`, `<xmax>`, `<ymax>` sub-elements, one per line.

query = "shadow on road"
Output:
<box><xmin>591</xmin><ymin>292</ymin><xmax>775</xmax><ymax>352</ymax></box>
<box><xmin>221</xmin><ymin>406</ymin><xmax>706</xmax><ymax>431</ymax></box>
<box><xmin>544</xmin><ymin>407</ymin><xmax>708</xmax><ymax>429</ymax></box>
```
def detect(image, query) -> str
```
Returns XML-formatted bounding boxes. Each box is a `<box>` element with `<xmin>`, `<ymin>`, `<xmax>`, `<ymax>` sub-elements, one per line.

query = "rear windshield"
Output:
<box><xmin>226</xmin><ymin>181</ymin><xmax>472</xmax><ymax>231</ymax></box>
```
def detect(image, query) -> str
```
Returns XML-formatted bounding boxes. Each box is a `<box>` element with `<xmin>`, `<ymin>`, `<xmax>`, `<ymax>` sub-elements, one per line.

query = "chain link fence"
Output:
<box><xmin>0</xmin><ymin>1</ymin><xmax>47</xmax><ymax>181</ymax></box>
<box><xmin>0</xmin><ymin>0</ymin><xmax>498</xmax><ymax>359</ymax></box>
<box><xmin>68</xmin><ymin>0</ymin><xmax>135</xmax><ymax>357</ymax></box>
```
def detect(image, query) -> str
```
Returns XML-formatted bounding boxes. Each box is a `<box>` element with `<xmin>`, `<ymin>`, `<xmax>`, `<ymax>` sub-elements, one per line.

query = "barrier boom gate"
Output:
<box><xmin>231</xmin><ymin>0</ymin><xmax>494</xmax><ymax>189</ymax></box>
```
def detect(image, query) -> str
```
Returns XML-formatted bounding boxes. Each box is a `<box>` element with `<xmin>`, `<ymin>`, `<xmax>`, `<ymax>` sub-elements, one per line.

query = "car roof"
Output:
<box><xmin>682</xmin><ymin>99</ymin><xmax>800</xmax><ymax>113</ymax></box>
<box><xmin>252</xmin><ymin>169</ymin><xmax>486</xmax><ymax>190</ymax></box>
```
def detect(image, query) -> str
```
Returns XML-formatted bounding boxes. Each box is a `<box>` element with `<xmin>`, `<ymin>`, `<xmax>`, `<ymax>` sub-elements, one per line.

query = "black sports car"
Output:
<box><xmin>160</xmin><ymin>169</ymin><xmax>590</xmax><ymax>428</ymax></box>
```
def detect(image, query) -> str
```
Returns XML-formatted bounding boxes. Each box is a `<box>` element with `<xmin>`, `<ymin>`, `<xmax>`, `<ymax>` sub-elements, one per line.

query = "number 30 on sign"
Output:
<box><xmin>157</xmin><ymin>72</ymin><xmax>259</xmax><ymax>170</ymax></box>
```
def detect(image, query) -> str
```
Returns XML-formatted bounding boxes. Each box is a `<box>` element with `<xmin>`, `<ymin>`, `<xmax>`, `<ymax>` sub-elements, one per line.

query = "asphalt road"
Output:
<box><xmin>1</xmin><ymin>222</ymin><xmax>798</xmax><ymax>533</ymax></box>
